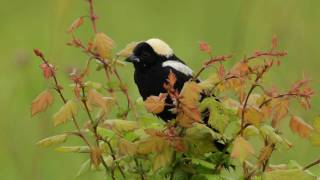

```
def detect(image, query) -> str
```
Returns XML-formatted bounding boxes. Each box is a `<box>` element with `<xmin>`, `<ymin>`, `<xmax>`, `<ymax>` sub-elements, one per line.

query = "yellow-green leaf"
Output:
<box><xmin>53</xmin><ymin>100</ymin><xmax>78</xmax><ymax>126</ymax></box>
<box><xmin>312</xmin><ymin>116</ymin><xmax>320</xmax><ymax>133</ymax></box>
<box><xmin>200</xmin><ymin>97</ymin><xmax>237</xmax><ymax>133</ymax></box>
<box><xmin>137</xmin><ymin>137</ymin><xmax>166</xmax><ymax>154</ymax></box>
<box><xmin>198</xmin><ymin>74</ymin><xmax>219</xmax><ymax>90</ymax></box>
<box><xmin>263</xmin><ymin>169</ymin><xmax>316</xmax><ymax>180</ymax></box>
<box><xmin>243</xmin><ymin>125</ymin><xmax>260</xmax><ymax>138</ymax></box>
<box><xmin>102</xmin><ymin>119</ymin><xmax>139</xmax><ymax>133</ymax></box>
<box><xmin>36</xmin><ymin>134</ymin><xmax>68</xmax><ymax>147</ymax></box>
<box><xmin>118</xmin><ymin>138</ymin><xmax>137</xmax><ymax>156</ymax></box>
<box><xmin>152</xmin><ymin>145</ymin><xmax>174</xmax><ymax>171</ymax></box>
<box><xmin>87</xmin><ymin>89</ymin><xmax>114</xmax><ymax>115</ymax></box>
<box><xmin>55</xmin><ymin>146</ymin><xmax>90</xmax><ymax>153</ymax></box>
<box><xmin>231</xmin><ymin>136</ymin><xmax>255</xmax><ymax>162</ymax></box>
<box><xmin>93</xmin><ymin>32</ymin><xmax>114</xmax><ymax>59</ymax></box>
<box><xmin>116</xmin><ymin>41</ymin><xmax>139</xmax><ymax>58</ymax></box>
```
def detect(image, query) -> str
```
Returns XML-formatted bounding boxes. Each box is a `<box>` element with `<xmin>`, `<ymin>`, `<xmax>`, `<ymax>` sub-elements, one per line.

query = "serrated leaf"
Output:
<box><xmin>153</xmin><ymin>144</ymin><xmax>174</xmax><ymax>171</ymax></box>
<box><xmin>53</xmin><ymin>100</ymin><xmax>78</xmax><ymax>126</ymax></box>
<box><xmin>243</xmin><ymin>125</ymin><xmax>260</xmax><ymax>138</ymax></box>
<box><xmin>87</xmin><ymin>89</ymin><xmax>115</xmax><ymax>115</ymax></box>
<box><xmin>116</xmin><ymin>41</ymin><xmax>139</xmax><ymax>58</ymax></box>
<box><xmin>93</xmin><ymin>32</ymin><xmax>114</xmax><ymax>59</ymax></box>
<box><xmin>259</xmin><ymin>125</ymin><xmax>291</xmax><ymax>148</ymax></box>
<box><xmin>102</xmin><ymin>119</ymin><xmax>139</xmax><ymax>133</ymax></box>
<box><xmin>240</xmin><ymin>106</ymin><xmax>264</xmax><ymax>127</ymax></box>
<box><xmin>200</xmin><ymin>97</ymin><xmax>237</xmax><ymax>133</ymax></box>
<box><xmin>36</xmin><ymin>134</ymin><xmax>68</xmax><ymax>147</ymax></box>
<box><xmin>198</xmin><ymin>74</ymin><xmax>219</xmax><ymax>90</ymax></box>
<box><xmin>177</xmin><ymin>82</ymin><xmax>202</xmax><ymax>127</ymax></box>
<box><xmin>313</xmin><ymin>116</ymin><xmax>320</xmax><ymax>133</ymax></box>
<box><xmin>262</xmin><ymin>169</ymin><xmax>316</xmax><ymax>180</ymax></box>
<box><xmin>144</xmin><ymin>93</ymin><xmax>167</xmax><ymax>114</ymax></box>
<box><xmin>310</xmin><ymin>132</ymin><xmax>320</xmax><ymax>146</ymax></box>
<box><xmin>118</xmin><ymin>138</ymin><xmax>137</xmax><ymax>156</ymax></box>
<box><xmin>191</xmin><ymin>158</ymin><xmax>215</xmax><ymax>170</ymax></box>
<box><xmin>137</xmin><ymin>137</ymin><xmax>166</xmax><ymax>154</ymax></box>
<box><xmin>185</xmin><ymin>123</ymin><xmax>220</xmax><ymax>155</ymax></box>
<box><xmin>231</xmin><ymin>136</ymin><xmax>255</xmax><ymax>162</ymax></box>
<box><xmin>31</xmin><ymin>90</ymin><xmax>54</xmax><ymax>116</ymax></box>
<box><xmin>290</xmin><ymin>116</ymin><xmax>313</xmax><ymax>138</ymax></box>
<box><xmin>77</xmin><ymin>159</ymin><xmax>91</xmax><ymax>177</ymax></box>
<box><xmin>272</xmin><ymin>99</ymin><xmax>289</xmax><ymax>127</ymax></box>
<box><xmin>67</xmin><ymin>16</ymin><xmax>84</xmax><ymax>33</ymax></box>
<box><xmin>90</xmin><ymin>147</ymin><xmax>102</xmax><ymax>167</ymax></box>
<box><xmin>55</xmin><ymin>146</ymin><xmax>90</xmax><ymax>153</ymax></box>
<box><xmin>97</xmin><ymin>127</ymin><xmax>115</xmax><ymax>140</ymax></box>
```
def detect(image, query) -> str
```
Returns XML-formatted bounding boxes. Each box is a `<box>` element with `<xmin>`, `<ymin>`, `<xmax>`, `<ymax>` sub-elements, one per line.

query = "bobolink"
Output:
<box><xmin>126</xmin><ymin>38</ymin><xmax>198</xmax><ymax>121</ymax></box>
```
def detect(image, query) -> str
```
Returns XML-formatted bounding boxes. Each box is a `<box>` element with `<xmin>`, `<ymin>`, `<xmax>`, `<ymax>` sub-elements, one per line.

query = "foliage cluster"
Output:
<box><xmin>31</xmin><ymin>1</ymin><xmax>320</xmax><ymax>179</ymax></box>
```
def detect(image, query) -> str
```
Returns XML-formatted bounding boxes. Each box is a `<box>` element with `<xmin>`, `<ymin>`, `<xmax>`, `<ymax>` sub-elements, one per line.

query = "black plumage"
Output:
<box><xmin>126</xmin><ymin>40</ymin><xmax>195</xmax><ymax>121</ymax></box>
<box><xmin>126</xmin><ymin>39</ymin><xmax>229</xmax><ymax>151</ymax></box>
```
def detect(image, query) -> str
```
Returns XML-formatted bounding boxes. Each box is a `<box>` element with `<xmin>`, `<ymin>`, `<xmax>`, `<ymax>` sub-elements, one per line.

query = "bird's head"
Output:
<box><xmin>125</xmin><ymin>38</ymin><xmax>174</xmax><ymax>67</ymax></box>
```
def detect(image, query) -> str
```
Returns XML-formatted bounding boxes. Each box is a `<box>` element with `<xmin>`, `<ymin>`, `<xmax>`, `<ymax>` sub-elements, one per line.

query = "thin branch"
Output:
<box><xmin>303</xmin><ymin>158</ymin><xmax>320</xmax><ymax>170</ymax></box>
<box><xmin>88</xmin><ymin>0</ymin><xmax>98</xmax><ymax>33</ymax></box>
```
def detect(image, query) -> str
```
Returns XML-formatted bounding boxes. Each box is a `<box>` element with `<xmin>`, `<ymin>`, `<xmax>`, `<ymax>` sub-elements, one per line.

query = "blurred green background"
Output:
<box><xmin>1</xmin><ymin>0</ymin><xmax>319</xmax><ymax>179</ymax></box>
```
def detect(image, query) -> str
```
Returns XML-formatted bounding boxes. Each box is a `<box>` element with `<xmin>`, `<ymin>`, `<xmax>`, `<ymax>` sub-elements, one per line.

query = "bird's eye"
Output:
<box><xmin>141</xmin><ymin>52</ymin><xmax>150</xmax><ymax>58</ymax></box>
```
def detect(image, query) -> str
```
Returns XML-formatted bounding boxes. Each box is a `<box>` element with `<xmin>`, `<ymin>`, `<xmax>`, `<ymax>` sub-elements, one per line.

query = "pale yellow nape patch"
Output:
<box><xmin>146</xmin><ymin>38</ymin><xmax>173</xmax><ymax>58</ymax></box>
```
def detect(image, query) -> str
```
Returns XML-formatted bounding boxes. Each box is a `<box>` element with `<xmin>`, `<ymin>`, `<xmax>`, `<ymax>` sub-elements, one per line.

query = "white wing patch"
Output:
<box><xmin>162</xmin><ymin>60</ymin><xmax>193</xmax><ymax>76</ymax></box>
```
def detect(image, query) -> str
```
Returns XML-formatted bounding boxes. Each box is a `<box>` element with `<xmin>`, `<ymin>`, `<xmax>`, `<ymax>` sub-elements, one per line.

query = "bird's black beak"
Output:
<box><xmin>125</xmin><ymin>54</ymin><xmax>140</xmax><ymax>63</ymax></box>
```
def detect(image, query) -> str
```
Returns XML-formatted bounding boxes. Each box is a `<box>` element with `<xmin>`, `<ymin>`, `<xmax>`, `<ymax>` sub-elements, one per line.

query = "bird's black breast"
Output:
<box><xmin>134</xmin><ymin>63</ymin><xmax>193</xmax><ymax>121</ymax></box>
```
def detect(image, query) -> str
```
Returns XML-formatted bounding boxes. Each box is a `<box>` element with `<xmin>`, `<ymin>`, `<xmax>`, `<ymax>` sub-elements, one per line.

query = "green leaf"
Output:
<box><xmin>309</xmin><ymin>132</ymin><xmax>320</xmax><ymax>146</ymax></box>
<box><xmin>313</xmin><ymin>116</ymin><xmax>320</xmax><ymax>133</ymax></box>
<box><xmin>259</xmin><ymin>125</ymin><xmax>283</xmax><ymax>144</ymax></box>
<box><xmin>243</xmin><ymin>125</ymin><xmax>260</xmax><ymax>138</ymax></box>
<box><xmin>199</xmin><ymin>97</ymin><xmax>237</xmax><ymax>133</ymax></box>
<box><xmin>55</xmin><ymin>146</ymin><xmax>90</xmax><ymax>153</ymax></box>
<box><xmin>262</xmin><ymin>169</ymin><xmax>316</xmax><ymax>180</ymax></box>
<box><xmin>97</xmin><ymin>127</ymin><xmax>115</xmax><ymax>140</ymax></box>
<box><xmin>231</xmin><ymin>136</ymin><xmax>255</xmax><ymax>162</ymax></box>
<box><xmin>76</xmin><ymin>159</ymin><xmax>91</xmax><ymax>177</ymax></box>
<box><xmin>191</xmin><ymin>158</ymin><xmax>215</xmax><ymax>170</ymax></box>
<box><xmin>153</xmin><ymin>145</ymin><xmax>174</xmax><ymax>171</ymax></box>
<box><xmin>102</xmin><ymin>119</ymin><xmax>139</xmax><ymax>133</ymax></box>
<box><xmin>198</xmin><ymin>74</ymin><xmax>219</xmax><ymax>90</ymax></box>
<box><xmin>53</xmin><ymin>100</ymin><xmax>78</xmax><ymax>126</ymax></box>
<box><xmin>185</xmin><ymin>123</ymin><xmax>219</xmax><ymax>155</ymax></box>
<box><xmin>36</xmin><ymin>134</ymin><xmax>68</xmax><ymax>148</ymax></box>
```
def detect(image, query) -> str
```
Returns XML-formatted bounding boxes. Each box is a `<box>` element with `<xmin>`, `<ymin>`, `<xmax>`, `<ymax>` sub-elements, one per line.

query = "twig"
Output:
<box><xmin>134</xmin><ymin>157</ymin><xmax>145</xmax><ymax>180</ymax></box>
<box><xmin>105</xmin><ymin>140</ymin><xmax>126</xmax><ymax>179</ymax></box>
<box><xmin>35</xmin><ymin>52</ymin><xmax>92</xmax><ymax>148</ymax></box>
<box><xmin>192</xmin><ymin>55</ymin><xmax>232</xmax><ymax>81</ymax></box>
<box><xmin>303</xmin><ymin>158</ymin><xmax>320</xmax><ymax>170</ymax></box>
<box><xmin>88</xmin><ymin>0</ymin><xmax>98</xmax><ymax>33</ymax></box>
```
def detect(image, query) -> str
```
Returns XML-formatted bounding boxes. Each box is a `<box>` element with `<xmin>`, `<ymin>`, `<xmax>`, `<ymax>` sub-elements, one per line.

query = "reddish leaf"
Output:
<box><xmin>40</xmin><ymin>63</ymin><xmax>55</xmax><ymax>79</ymax></box>
<box><xmin>290</xmin><ymin>116</ymin><xmax>313</xmax><ymax>138</ymax></box>
<box><xmin>67</xmin><ymin>16</ymin><xmax>84</xmax><ymax>33</ymax></box>
<box><xmin>231</xmin><ymin>136</ymin><xmax>255</xmax><ymax>162</ymax></box>
<box><xmin>167</xmin><ymin>70</ymin><xmax>177</xmax><ymax>87</ymax></box>
<box><xmin>144</xmin><ymin>93</ymin><xmax>167</xmax><ymax>114</ymax></box>
<box><xmin>272</xmin><ymin>99</ymin><xmax>289</xmax><ymax>127</ymax></box>
<box><xmin>31</xmin><ymin>90</ymin><xmax>54</xmax><ymax>116</ymax></box>
<box><xmin>199</xmin><ymin>41</ymin><xmax>211</xmax><ymax>54</ymax></box>
<box><xmin>90</xmin><ymin>147</ymin><xmax>102</xmax><ymax>167</ymax></box>
<box><xmin>271</xmin><ymin>35</ymin><xmax>278</xmax><ymax>49</ymax></box>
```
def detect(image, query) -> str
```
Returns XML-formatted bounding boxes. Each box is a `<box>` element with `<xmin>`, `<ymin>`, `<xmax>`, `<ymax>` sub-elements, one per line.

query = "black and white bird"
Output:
<box><xmin>126</xmin><ymin>38</ymin><xmax>197</xmax><ymax>121</ymax></box>
<box><xmin>126</xmin><ymin>38</ymin><xmax>229</xmax><ymax>152</ymax></box>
